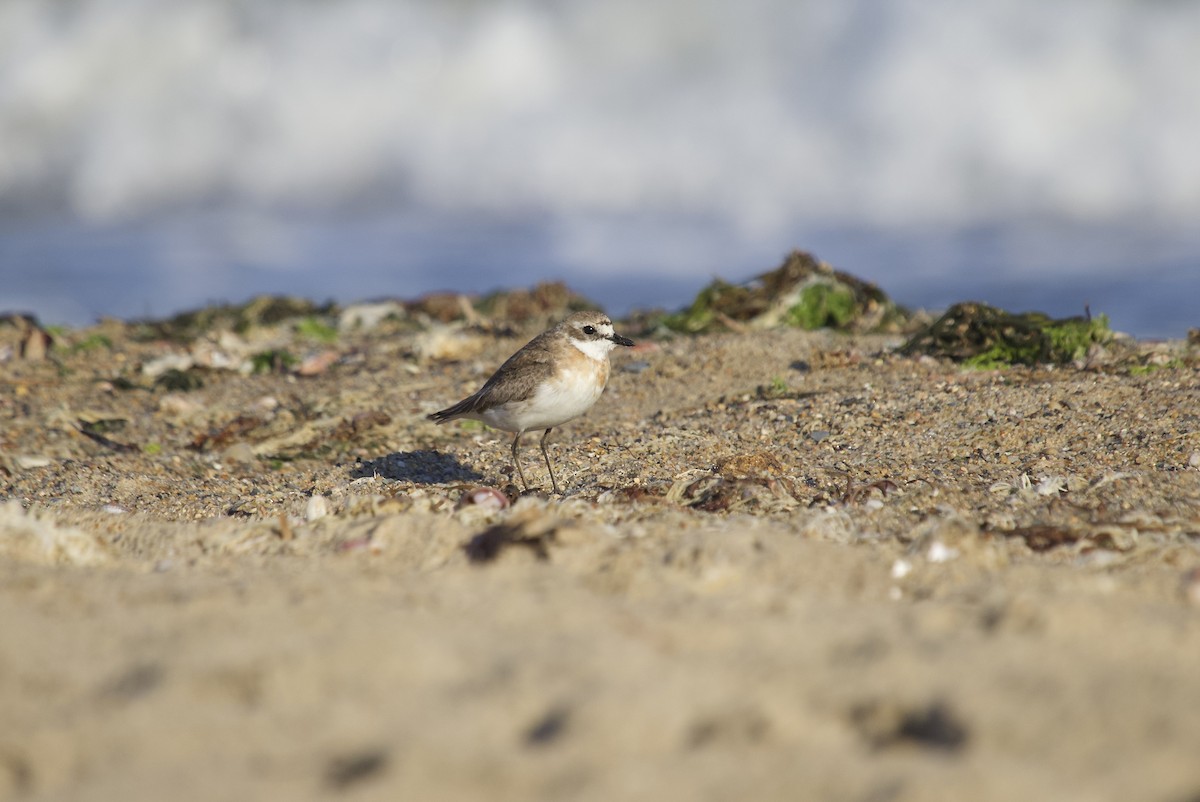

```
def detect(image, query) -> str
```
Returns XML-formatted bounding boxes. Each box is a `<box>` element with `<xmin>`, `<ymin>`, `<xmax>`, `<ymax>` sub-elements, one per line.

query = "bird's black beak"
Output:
<box><xmin>610</xmin><ymin>334</ymin><xmax>634</xmax><ymax>347</ymax></box>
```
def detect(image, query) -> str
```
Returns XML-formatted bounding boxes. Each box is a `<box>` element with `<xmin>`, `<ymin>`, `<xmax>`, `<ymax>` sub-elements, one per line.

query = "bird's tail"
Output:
<box><xmin>427</xmin><ymin>396</ymin><xmax>477</xmax><ymax>424</ymax></box>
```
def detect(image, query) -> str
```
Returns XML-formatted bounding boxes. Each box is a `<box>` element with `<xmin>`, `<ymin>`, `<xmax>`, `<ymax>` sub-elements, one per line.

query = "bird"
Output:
<box><xmin>427</xmin><ymin>310</ymin><xmax>634</xmax><ymax>493</ymax></box>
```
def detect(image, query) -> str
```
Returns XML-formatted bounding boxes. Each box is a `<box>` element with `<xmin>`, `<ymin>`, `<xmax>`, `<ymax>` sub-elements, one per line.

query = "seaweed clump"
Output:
<box><xmin>662</xmin><ymin>250</ymin><xmax>911</xmax><ymax>334</ymax></box>
<box><xmin>134</xmin><ymin>296</ymin><xmax>334</xmax><ymax>342</ymax></box>
<box><xmin>900</xmin><ymin>302</ymin><xmax>1112</xmax><ymax>367</ymax></box>
<box><xmin>411</xmin><ymin>282</ymin><xmax>599</xmax><ymax>326</ymax></box>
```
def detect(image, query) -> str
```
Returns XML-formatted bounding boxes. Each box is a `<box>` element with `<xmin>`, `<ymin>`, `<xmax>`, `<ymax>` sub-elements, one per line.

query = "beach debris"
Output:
<box><xmin>338</xmin><ymin>301</ymin><xmax>404</xmax><ymax>331</ymax></box>
<box><xmin>714</xmin><ymin>451</ymin><xmax>785</xmax><ymax>478</ymax></box>
<box><xmin>1109</xmin><ymin>345</ymin><xmax>1194</xmax><ymax>375</ymax></box>
<box><xmin>190</xmin><ymin>415</ymin><xmax>268</xmax><ymax>451</ymax></box>
<box><xmin>134</xmin><ymin>295</ymin><xmax>330</xmax><ymax>342</ymax></box>
<box><xmin>1085</xmin><ymin>472</ymin><xmax>1140</xmax><ymax>492</ymax></box>
<box><xmin>1002</xmin><ymin>522</ymin><xmax>1139</xmax><ymax>553</ymax></box>
<box><xmin>154</xmin><ymin>367</ymin><xmax>205</xmax><ymax>391</ymax></box>
<box><xmin>142</xmin><ymin>352</ymin><xmax>195</xmax><ymax>378</ymax></box>
<box><xmin>926</xmin><ymin>540</ymin><xmax>960</xmax><ymax>563</ymax></box>
<box><xmin>755</xmin><ymin>376</ymin><xmax>793</xmax><ymax>400</ymax></box>
<box><xmin>464</xmin><ymin>510</ymin><xmax>561</xmax><ymax>563</ymax></box>
<box><xmin>413</xmin><ymin>324</ymin><xmax>490</xmax><ymax>362</ymax></box>
<box><xmin>474</xmin><ymin>281</ymin><xmax>596</xmax><ymax>324</ymax></box>
<box><xmin>2</xmin><ymin>313</ymin><xmax>55</xmax><ymax>361</ymax></box>
<box><xmin>666</xmin><ymin>473</ymin><xmax>799</xmax><ymax>513</ymax></box>
<box><xmin>850</xmin><ymin>698</ymin><xmax>969</xmax><ymax>752</ymax></box>
<box><xmin>294</xmin><ymin>316</ymin><xmax>338</xmax><ymax>344</ymax></box>
<box><xmin>187</xmin><ymin>331</ymin><xmax>248</xmax><ymax>370</ymax></box>
<box><xmin>324</xmin><ymin>749</ymin><xmax>389</xmax><ymax>790</ymax></box>
<box><xmin>249</xmin><ymin>349</ymin><xmax>297</xmax><ymax>374</ymax></box>
<box><xmin>12</xmin><ymin>456</ymin><xmax>53</xmax><ymax>470</ymax></box>
<box><xmin>76</xmin><ymin>416</ymin><xmax>138</xmax><ymax>453</ymax></box>
<box><xmin>900</xmin><ymin>302</ymin><xmax>1112</xmax><ymax>367</ymax></box>
<box><xmin>296</xmin><ymin>349</ymin><xmax>340</xmax><ymax>376</ymax></box>
<box><xmin>409</xmin><ymin>282</ymin><xmax>596</xmax><ymax>328</ymax></box>
<box><xmin>662</xmin><ymin>250</ymin><xmax>912</xmax><ymax>334</ymax></box>
<box><xmin>841</xmin><ymin>478</ymin><xmax>899</xmax><ymax>505</ymax></box>
<box><xmin>901</xmin><ymin>513</ymin><xmax>1000</xmax><ymax>567</ymax></box>
<box><xmin>408</xmin><ymin>292</ymin><xmax>477</xmax><ymax>323</ymax></box>
<box><xmin>222</xmin><ymin>442</ymin><xmax>257</xmax><ymax>464</ymax></box>
<box><xmin>525</xmin><ymin>707</ymin><xmax>571</xmax><ymax>747</ymax></box>
<box><xmin>0</xmin><ymin>501</ymin><xmax>111</xmax><ymax>566</ymax></box>
<box><xmin>305</xmin><ymin>495</ymin><xmax>331</xmax><ymax>522</ymax></box>
<box><xmin>598</xmin><ymin>483</ymin><xmax>671</xmax><ymax>505</ymax></box>
<box><xmin>98</xmin><ymin>663</ymin><xmax>164</xmax><ymax>703</ymax></box>
<box><xmin>457</xmin><ymin>486</ymin><xmax>510</xmax><ymax>511</ymax></box>
<box><xmin>157</xmin><ymin>393</ymin><xmax>203</xmax><ymax>418</ymax></box>
<box><xmin>1002</xmin><ymin>525</ymin><xmax>1077</xmax><ymax>552</ymax></box>
<box><xmin>1034</xmin><ymin>476</ymin><xmax>1067</xmax><ymax>496</ymax></box>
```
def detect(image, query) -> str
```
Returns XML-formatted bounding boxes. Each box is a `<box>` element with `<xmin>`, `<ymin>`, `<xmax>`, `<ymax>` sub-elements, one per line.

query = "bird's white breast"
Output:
<box><xmin>480</xmin><ymin>352</ymin><xmax>608</xmax><ymax>433</ymax></box>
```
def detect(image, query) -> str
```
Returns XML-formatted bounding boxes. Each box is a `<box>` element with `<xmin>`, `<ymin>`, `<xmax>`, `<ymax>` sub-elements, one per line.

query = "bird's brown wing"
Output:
<box><xmin>427</xmin><ymin>333</ymin><xmax>558</xmax><ymax>422</ymax></box>
<box><xmin>470</xmin><ymin>338</ymin><xmax>558</xmax><ymax>409</ymax></box>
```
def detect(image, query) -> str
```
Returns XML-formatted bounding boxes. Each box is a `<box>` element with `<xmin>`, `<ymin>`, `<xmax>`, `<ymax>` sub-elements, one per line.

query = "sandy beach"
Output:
<box><xmin>2</xmin><ymin>287</ymin><xmax>1199</xmax><ymax>801</ymax></box>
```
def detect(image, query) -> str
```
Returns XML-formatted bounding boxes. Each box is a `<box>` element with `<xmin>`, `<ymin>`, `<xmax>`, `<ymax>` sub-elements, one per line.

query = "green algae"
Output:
<box><xmin>901</xmin><ymin>302</ymin><xmax>1112</xmax><ymax>367</ymax></box>
<box><xmin>662</xmin><ymin>250</ymin><xmax>911</xmax><ymax>334</ymax></box>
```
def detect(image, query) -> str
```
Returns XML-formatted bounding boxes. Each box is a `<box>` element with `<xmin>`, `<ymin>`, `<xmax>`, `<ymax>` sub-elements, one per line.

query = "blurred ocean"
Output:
<box><xmin>1</xmin><ymin>0</ymin><xmax>1198</xmax><ymax>337</ymax></box>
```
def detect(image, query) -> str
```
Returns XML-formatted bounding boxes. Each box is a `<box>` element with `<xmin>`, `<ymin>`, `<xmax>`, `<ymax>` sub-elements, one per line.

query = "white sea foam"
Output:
<box><xmin>1</xmin><ymin>0</ymin><xmax>1198</xmax><ymax>335</ymax></box>
<box><xmin>3</xmin><ymin>0</ymin><xmax>1198</xmax><ymax>228</ymax></box>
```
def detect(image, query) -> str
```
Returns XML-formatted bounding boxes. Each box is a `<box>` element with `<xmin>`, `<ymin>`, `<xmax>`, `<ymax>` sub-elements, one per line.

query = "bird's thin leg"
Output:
<box><xmin>539</xmin><ymin>428</ymin><xmax>561</xmax><ymax>494</ymax></box>
<box><xmin>511</xmin><ymin>432</ymin><xmax>530</xmax><ymax>491</ymax></box>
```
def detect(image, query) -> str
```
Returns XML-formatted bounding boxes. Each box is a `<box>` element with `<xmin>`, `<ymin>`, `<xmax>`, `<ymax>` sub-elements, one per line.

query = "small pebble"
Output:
<box><xmin>305</xmin><ymin>495</ymin><xmax>330</xmax><ymax>522</ymax></box>
<box><xmin>158</xmin><ymin>393</ymin><xmax>202</xmax><ymax>417</ymax></box>
<box><xmin>142</xmin><ymin>352</ymin><xmax>194</xmax><ymax>378</ymax></box>
<box><xmin>14</xmin><ymin>456</ymin><xmax>53</xmax><ymax>469</ymax></box>
<box><xmin>1188</xmin><ymin>451</ymin><xmax>1200</xmax><ymax>469</ymax></box>
<box><xmin>339</xmin><ymin>301</ymin><xmax>403</xmax><ymax>331</ymax></box>
<box><xmin>926</xmin><ymin>541</ymin><xmax>959</xmax><ymax>563</ymax></box>
<box><xmin>1034</xmin><ymin>476</ymin><xmax>1066</xmax><ymax>496</ymax></box>
<box><xmin>458</xmin><ymin>487</ymin><xmax>510</xmax><ymax>511</ymax></box>
<box><xmin>297</xmin><ymin>350</ymin><xmax>340</xmax><ymax>376</ymax></box>
<box><xmin>222</xmin><ymin>443</ymin><xmax>257</xmax><ymax>465</ymax></box>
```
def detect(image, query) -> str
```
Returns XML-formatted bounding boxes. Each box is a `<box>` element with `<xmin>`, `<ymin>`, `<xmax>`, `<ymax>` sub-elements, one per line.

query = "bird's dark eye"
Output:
<box><xmin>582</xmin><ymin>325</ymin><xmax>597</xmax><ymax>335</ymax></box>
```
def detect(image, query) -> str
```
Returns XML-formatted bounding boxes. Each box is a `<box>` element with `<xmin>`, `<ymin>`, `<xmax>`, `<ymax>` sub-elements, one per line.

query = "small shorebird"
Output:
<box><xmin>427</xmin><ymin>311</ymin><xmax>634</xmax><ymax>493</ymax></box>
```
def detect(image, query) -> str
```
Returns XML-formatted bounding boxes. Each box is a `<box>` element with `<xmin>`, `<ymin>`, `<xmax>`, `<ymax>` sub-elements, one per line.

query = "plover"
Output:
<box><xmin>427</xmin><ymin>311</ymin><xmax>634</xmax><ymax>493</ymax></box>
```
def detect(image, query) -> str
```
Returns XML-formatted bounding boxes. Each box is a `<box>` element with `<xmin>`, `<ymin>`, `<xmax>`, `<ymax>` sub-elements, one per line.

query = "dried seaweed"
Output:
<box><xmin>901</xmin><ymin>302</ymin><xmax>1111</xmax><ymax>367</ymax></box>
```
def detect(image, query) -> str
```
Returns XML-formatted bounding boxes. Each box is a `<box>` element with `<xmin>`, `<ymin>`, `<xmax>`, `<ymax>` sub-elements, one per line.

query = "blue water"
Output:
<box><xmin>2</xmin><ymin>0</ymin><xmax>1198</xmax><ymax>337</ymax></box>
